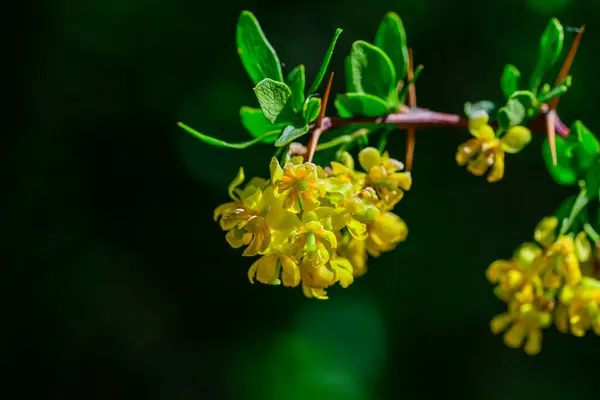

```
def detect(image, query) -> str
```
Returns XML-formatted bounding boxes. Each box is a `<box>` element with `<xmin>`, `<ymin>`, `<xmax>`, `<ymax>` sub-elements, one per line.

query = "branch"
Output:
<box><xmin>306</xmin><ymin>72</ymin><xmax>335</xmax><ymax>163</ymax></box>
<box><xmin>405</xmin><ymin>48</ymin><xmax>417</xmax><ymax>172</ymax></box>
<box><xmin>320</xmin><ymin>107</ymin><xmax>569</xmax><ymax>136</ymax></box>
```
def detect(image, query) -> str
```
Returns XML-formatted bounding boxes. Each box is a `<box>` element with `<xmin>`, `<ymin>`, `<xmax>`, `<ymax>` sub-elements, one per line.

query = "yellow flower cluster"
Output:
<box><xmin>456</xmin><ymin>112</ymin><xmax>532</xmax><ymax>182</ymax></box>
<box><xmin>487</xmin><ymin>216</ymin><xmax>600</xmax><ymax>355</ymax></box>
<box><xmin>214</xmin><ymin>147</ymin><xmax>412</xmax><ymax>299</ymax></box>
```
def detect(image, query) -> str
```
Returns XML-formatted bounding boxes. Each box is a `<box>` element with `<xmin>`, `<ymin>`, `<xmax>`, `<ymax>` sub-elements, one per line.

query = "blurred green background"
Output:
<box><xmin>5</xmin><ymin>0</ymin><xmax>600</xmax><ymax>398</ymax></box>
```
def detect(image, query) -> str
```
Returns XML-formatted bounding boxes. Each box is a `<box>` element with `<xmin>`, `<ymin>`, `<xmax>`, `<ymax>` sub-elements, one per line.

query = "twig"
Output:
<box><xmin>405</xmin><ymin>48</ymin><xmax>417</xmax><ymax>172</ymax></box>
<box><xmin>547</xmin><ymin>25</ymin><xmax>585</xmax><ymax>165</ymax></box>
<box><xmin>306</xmin><ymin>72</ymin><xmax>334</xmax><ymax>163</ymax></box>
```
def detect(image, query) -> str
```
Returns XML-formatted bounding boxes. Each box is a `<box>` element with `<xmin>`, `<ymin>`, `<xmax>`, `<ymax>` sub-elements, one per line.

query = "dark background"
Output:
<box><xmin>5</xmin><ymin>0</ymin><xmax>600</xmax><ymax>398</ymax></box>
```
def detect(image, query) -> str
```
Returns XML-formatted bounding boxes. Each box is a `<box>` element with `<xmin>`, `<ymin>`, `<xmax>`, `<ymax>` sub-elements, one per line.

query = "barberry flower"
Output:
<box><xmin>556</xmin><ymin>277</ymin><xmax>600</xmax><ymax>336</ymax></box>
<box><xmin>486</xmin><ymin>243</ymin><xmax>544</xmax><ymax>304</ymax></box>
<box><xmin>289</xmin><ymin>209</ymin><xmax>337</xmax><ymax>266</ymax></box>
<box><xmin>214</xmin><ymin>168</ymin><xmax>271</xmax><ymax>256</ymax></box>
<box><xmin>456</xmin><ymin>113</ymin><xmax>531</xmax><ymax>182</ymax></box>
<box><xmin>365</xmin><ymin>211</ymin><xmax>408</xmax><ymax>256</ymax></box>
<box><xmin>247</xmin><ymin>253</ymin><xmax>300</xmax><ymax>287</ymax></box>
<box><xmin>270</xmin><ymin>156</ymin><xmax>326</xmax><ymax>213</ymax></box>
<box><xmin>338</xmin><ymin>234</ymin><xmax>368</xmax><ymax>276</ymax></box>
<box><xmin>491</xmin><ymin>300</ymin><xmax>552</xmax><ymax>355</ymax></box>
<box><xmin>358</xmin><ymin>147</ymin><xmax>412</xmax><ymax>210</ymax></box>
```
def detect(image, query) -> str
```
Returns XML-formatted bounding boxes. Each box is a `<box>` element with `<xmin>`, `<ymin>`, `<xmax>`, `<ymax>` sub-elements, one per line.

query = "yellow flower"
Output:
<box><xmin>365</xmin><ymin>211</ymin><xmax>408</xmax><ymax>256</ymax></box>
<box><xmin>329</xmin><ymin>193</ymin><xmax>380</xmax><ymax>240</ymax></box>
<box><xmin>289</xmin><ymin>209</ymin><xmax>337</xmax><ymax>266</ymax></box>
<box><xmin>329</xmin><ymin>256</ymin><xmax>355</xmax><ymax>288</ymax></box>
<box><xmin>546</xmin><ymin>235</ymin><xmax>582</xmax><ymax>287</ymax></box>
<box><xmin>324</xmin><ymin>152</ymin><xmax>367</xmax><ymax>199</ymax></box>
<box><xmin>490</xmin><ymin>300</ymin><xmax>552</xmax><ymax>355</ymax></box>
<box><xmin>299</xmin><ymin>256</ymin><xmax>355</xmax><ymax>300</ymax></box>
<box><xmin>248</xmin><ymin>254</ymin><xmax>301</xmax><ymax>287</ymax></box>
<box><xmin>358</xmin><ymin>147</ymin><xmax>412</xmax><ymax>210</ymax></box>
<box><xmin>302</xmin><ymin>285</ymin><xmax>329</xmax><ymax>300</ymax></box>
<box><xmin>576</xmin><ymin>232</ymin><xmax>600</xmax><ymax>279</ymax></box>
<box><xmin>528</xmin><ymin>216</ymin><xmax>582</xmax><ymax>290</ymax></box>
<box><xmin>270</xmin><ymin>157</ymin><xmax>326</xmax><ymax>213</ymax></box>
<box><xmin>486</xmin><ymin>243</ymin><xmax>544</xmax><ymax>304</ymax></box>
<box><xmin>456</xmin><ymin>113</ymin><xmax>531</xmax><ymax>182</ymax></box>
<box><xmin>214</xmin><ymin>168</ymin><xmax>271</xmax><ymax>256</ymax></box>
<box><xmin>556</xmin><ymin>277</ymin><xmax>600</xmax><ymax>336</ymax></box>
<box><xmin>337</xmin><ymin>235</ymin><xmax>368</xmax><ymax>277</ymax></box>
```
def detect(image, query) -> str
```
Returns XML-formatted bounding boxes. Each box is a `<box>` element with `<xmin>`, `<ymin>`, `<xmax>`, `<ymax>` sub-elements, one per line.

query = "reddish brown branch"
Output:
<box><xmin>547</xmin><ymin>25</ymin><xmax>584</xmax><ymax>165</ymax></box>
<box><xmin>317</xmin><ymin>107</ymin><xmax>569</xmax><ymax>136</ymax></box>
<box><xmin>405</xmin><ymin>48</ymin><xmax>417</xmax><ymax>172</ymax></box>
<box><xmin>306</xmin><ymin>72</ymin><xmax>334</xmax><ymax>163</ymax></box>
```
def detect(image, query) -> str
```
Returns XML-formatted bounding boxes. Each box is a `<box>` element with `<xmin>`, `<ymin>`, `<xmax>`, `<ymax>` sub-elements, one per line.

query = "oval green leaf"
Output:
<box><xmin>374</xmin><ymin>12</ymin><xmax>409</xmax><ymax>80</ymax></box>
<box><xmin>529</xmin><ymin>18</ymin><xmax>564</xmax><ymax>93</ymax></box>
<box><xmin>253</xmin><ymin>78</ymin><xmax>292</xmax><ymax>123</ymax></box>
<box><xmin>287</xmin><ymin>65</ymin><xmax>306</xmax><ymax>112</ymax></box>
<box><xmin>237</xmin><ymin>11</ymin><xmax>284</xmax><ymax>85</ymax></box>
<box><xmin>501</xmin><ymin>64</ymin><xmax>521</xmax><ymax>100</ymax></box>
<box><xmin>542</xmin><ymin>135</ymin><xmax>578</xmax><ymax>185</ymax></box>
<box><xmin>303</xmin><ymin>97</ymin><xmax>321</xmax><ymax>123</ymax></box>
<box><xmin>335</xmin><ymin>93</ymin><xmax>390</xmax><ymax>118</ymax></box>
<box><xmin>350</xmin><ymin>40</ymin><xmax>396</xmax><ymax>101</ymax></box>
<box><xmin>240</xmin><ymin>106</ymin><xmax>286</xmax><ymax>144</ymax></box>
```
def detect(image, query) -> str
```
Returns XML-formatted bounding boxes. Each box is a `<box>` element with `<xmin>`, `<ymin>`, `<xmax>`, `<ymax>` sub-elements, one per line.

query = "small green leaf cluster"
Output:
<box><xmin>238</xmin><ymin>11</ymin><xmax>342</xmax><ymax>147</ymax></box>
<box><xmin>185</xmin><ymin>11</ymin><xmax>342</xmax><ymax>149</ymax></box>
<box><xmin>335</xmin><ymin>12</ymin><xmax>414</xmax><ymax>118</ymax></box>
<box><xmin>466</xmin><ymin>19</ymin><xmax>569</xmax><ymax>134</ymax></box>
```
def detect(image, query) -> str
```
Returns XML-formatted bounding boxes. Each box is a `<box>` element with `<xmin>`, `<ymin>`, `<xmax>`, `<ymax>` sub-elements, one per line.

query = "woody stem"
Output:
<box><xmin>314</xmin><ymin>106</ymin><xmax>570</xmax><ymax>137</ymax></box>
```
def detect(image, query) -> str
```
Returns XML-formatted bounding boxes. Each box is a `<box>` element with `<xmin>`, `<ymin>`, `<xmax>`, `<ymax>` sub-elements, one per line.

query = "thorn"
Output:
<box><xmin>406</xmin><ymin>49</ymin><xmax>417</xmax><ymax>172</ymax></box>
<box><xmin>547</xmin><ymin>110</ymin><xmax>558</xmax><ymax>166</ymax></box>
<box><xmin>306</xmin><ymin>72</ymin><xmax>334</xmax><ymax>163</ymax></box>
<box><xmin>316</xmin><ymin>72</ymin><xmax>334</xmax><ymax>128</ymax></box>
<box><xmin>549</xmin><ymin>24</ymin><xmax>584</xmax><ymax>110</ymax></box>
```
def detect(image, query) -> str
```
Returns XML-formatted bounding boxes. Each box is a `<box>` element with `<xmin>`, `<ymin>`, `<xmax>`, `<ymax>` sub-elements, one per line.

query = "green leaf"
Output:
<box><xmin>253</xmin><ymin>78</ymin><xmax>292</xmax><ymax>123</ymax></box>
<box><xmin>464</xmin><ymin>101</ymin><xmax>496</xmax><ymax>118</ymax></box>
<box><xmin>572</xmin><ymin>121</ymin><xmax>600</xmax><ymax>171</ymax></box>
<box><xmin>240</xmin><ymin>106</ymin><xmax>286</xmax><ymax>143</ymax></box>
<box><xmin>344</xmin><ymin>56</ymin><xmax>357</xmax><ymax>92</ymax></box>
<box><xmin>509</xmin><ymin>90</ymin><xmax>537</xmax><ymax>110</ymax></box>
<box><xmin>529</xmin><ymin>18</ymin><xmax>564</xmax><ymax>93</ymax></box>
<box><xmin>542</xmin><ymin>135</ymin><xmax>579</xmax><ymax>185</ymax></box>
<box><xmin>178</xmin><ymin>122</ymin><xmax>278</xmax><ymax>149</ymax></box>
<box><xmin>374</xmin><ymin>12</ymin><xmax>409</xmax><ymax>80</ymax></box>
<box><xmin>287</xmin><ymin>65</ymin><xmax>306</xmax><ymax>112</ymax></box>
<box><xmin>501</xmin><ymin>64</ymin><xmax>521</xmax><ymax>99</ymax></box>
<box><xmin>350</xmin><ymin>40</ymin><xmax>396</xmax><ymax>101</ymax></box>
<box><xmin>307</xmin><ymin>28</ymin><xmax>343</xmax><ymax>95</ymax></box>
<box><xmin>497</xmin><ymin>99</ymin><xmax>526</xmax><ymax>130</ymax></box>
<box><xmin>303</xmin><ymin>97</ymin><xmax>321</xmax><ymax>123</ymax></box>
<box><xmin>275</xmin><ymin>124</ymin><xmax>310</xmax><ymax>147</ymax></box>
<box><xmin>586</xmin><ymin>157</ymin><xmax>600</xmax><ymax>201</ymax></box>
<box><xmin>236</xmin><ymin>11</ymin><xmax>284</xmax><ymax>85</ymax></box>
<box><xmin>335</xmin><ymin>93</ymin><xmax>390</xmax><ymax>118</ymax></box>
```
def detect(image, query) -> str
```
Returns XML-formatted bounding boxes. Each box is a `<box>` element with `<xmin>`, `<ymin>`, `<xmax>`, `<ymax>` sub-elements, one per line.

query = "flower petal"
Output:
<box><xmin>501</xmin><ymin>126</ymin><xmax>531</xmax><ymax>154</ymax></box>
<box><xmin>358</xmin><ymin>147</ymin><xmax>381</xmax><ymax>172</ymax></box>
<box><xmin>228</xmin><ymin>167</ymin><xmax>245</xmax><ymax>200</ymax></box>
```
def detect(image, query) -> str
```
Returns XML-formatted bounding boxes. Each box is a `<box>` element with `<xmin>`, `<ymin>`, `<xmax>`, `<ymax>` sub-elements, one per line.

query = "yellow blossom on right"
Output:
<box><xmin>456</xmin><ymin>111</ymin><xmax>531</xmax><ymax>182</ymax></box>
<box><xmin>486</xmin><ymin>216</ymin><xmax>600</xmax><ymax>355</ymax></box>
